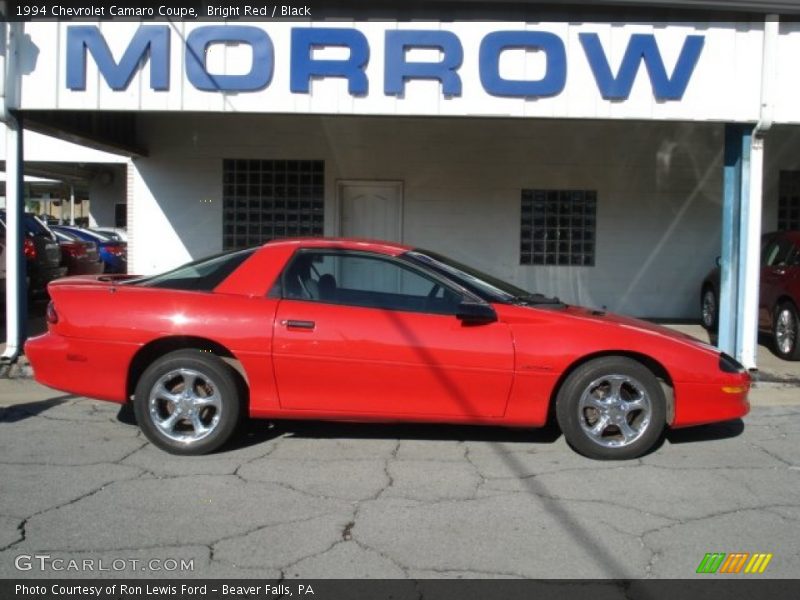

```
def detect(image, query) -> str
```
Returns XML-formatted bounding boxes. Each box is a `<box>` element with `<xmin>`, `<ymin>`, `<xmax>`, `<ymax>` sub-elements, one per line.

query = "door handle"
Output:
<box><xmin>282</xmin><ymin>319</ymin><xmax>316</xmax><ymax>330</ymax></box>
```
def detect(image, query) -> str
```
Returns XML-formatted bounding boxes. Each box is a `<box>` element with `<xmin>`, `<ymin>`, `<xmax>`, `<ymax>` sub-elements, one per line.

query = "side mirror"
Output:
<box><xmin>715</xmin><ymin>256</ymin><xmax>721</xmax><ymax>268</ymax></box>
<box><xmin>456</xmin><ymin>301</ymin><xmax>497</xmax><ymax>324</ymax></box>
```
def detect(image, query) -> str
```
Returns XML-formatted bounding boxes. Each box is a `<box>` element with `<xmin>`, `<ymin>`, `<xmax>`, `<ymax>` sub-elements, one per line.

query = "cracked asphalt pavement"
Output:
<box><xmin>1</xmin><ymin>378</ymin><xmax>798</xmax><ymax>579</ymax></box>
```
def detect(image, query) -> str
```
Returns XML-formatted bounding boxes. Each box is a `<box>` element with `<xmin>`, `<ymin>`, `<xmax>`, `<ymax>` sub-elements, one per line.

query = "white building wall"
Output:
<box><xmin>763</xmin><ymin>126</ymin><xmax>800</xmax><ymax>232</ymax></box>
<box><xmin>87</xmin><ymin>164</ymin><xmax>127</xmax><ymax>227</ymax></box>
<box><xmin>131</xmin><ymin>113</ymin><xmax>727</xmax><ymax>318</ymax></box>
<box><xmin>0</xmin><ymin>125</ymin><xmax>128</xmax><ymax>163</ymax></box>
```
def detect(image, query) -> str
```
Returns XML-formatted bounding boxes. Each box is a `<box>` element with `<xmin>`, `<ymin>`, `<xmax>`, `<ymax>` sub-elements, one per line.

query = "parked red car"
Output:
<box><xmin>52</xmin><ymin>228</ymin><xmax>105</xmax><ymax>276</ymax></box>
<box><xmin>25</xmin><ymin>238</ymin><xmax>750</xmax><ymax>459</ymax></box>
<box><xmin>701</xmin><ymin>230</ymin><xmax>800</xmax><ymax>360</ymax></box>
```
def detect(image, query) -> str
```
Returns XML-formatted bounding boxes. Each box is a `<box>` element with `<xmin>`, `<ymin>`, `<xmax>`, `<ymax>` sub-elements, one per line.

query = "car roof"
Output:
<box><xmin>263</xmin><ymin>237</ymin><xmax>413</xmax><ymax>256</ymax></box>
<box><xmin>777</xmin><ymin>230</ymin><xmax>800</xmax><ymax>244</ymax></box>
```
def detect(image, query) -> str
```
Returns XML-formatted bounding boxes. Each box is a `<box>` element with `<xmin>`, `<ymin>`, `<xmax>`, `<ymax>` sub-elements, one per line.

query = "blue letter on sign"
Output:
<box><xmin>290</xmin><ymin>28</ymin><xmax>369</xmax><ymax>95</ymax></box>
<box><xmin>384</xmin><ymin>30</ymin><xmax>463</xmax><ymax>96</ymax></box>
<box><xmin>579</xmin><ymin>33</ymin><xmax>704</xmax><ymax>100</ymax></box>
<box><xmin>67</xmin><ymin>25</ymin><xmax>169</xmax><ymax>91</ymax></box>
<box><xmin>479</xmin><ymin>31</ymin><xmax>566</xmax><ymax>97</ymax></box>
<box><xmin>186</xmin><ymin>26</ymin><xmax>273</xmax><ymax>92</ymax></box>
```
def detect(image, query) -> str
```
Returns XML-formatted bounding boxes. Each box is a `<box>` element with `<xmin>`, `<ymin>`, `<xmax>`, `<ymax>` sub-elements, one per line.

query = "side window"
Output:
<box><xmin>764</xmin><ymin>238</ymin><xmax>794</xmax><ymax>267</ymax></box>
<box><xmin>281</xmin><ymin>251</ymin><xmax>462</xmax><ymax>314</ymax></box>
<box><xmin>789</xmin><ymin>243</ymin><xmax>800</xmax><ymax>267</ymax></box>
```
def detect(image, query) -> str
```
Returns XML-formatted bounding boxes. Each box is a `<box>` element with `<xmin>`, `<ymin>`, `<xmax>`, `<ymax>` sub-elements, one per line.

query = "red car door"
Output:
<box><xmin>271</xmin><ymin>250</ymin><xmax>514</xmax><ymax>418</ymax></box>
<box><xmin>760</xmin><ymin>235</ymin><xmax>797</xmax><ymax>327</ymax></box>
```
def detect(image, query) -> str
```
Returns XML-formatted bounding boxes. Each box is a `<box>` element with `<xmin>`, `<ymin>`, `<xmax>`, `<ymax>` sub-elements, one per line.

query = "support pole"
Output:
<box><xmin>2</xmin><ymin>113</ymin><xmax>27</xmax><ymax>362</ymax></box>
<box><xmin>718</xmin><ymin>124</ymin><xmax>748</xmax><ymax>359</ymax></box>
<box><xmin>739</xmin><ymin>136</ymin><xmax>764</xmax><ymax>370</ymax></box>
<box><xmin>69</xmin><ymin>184</ymin><xmax>75</xmax><ymax>225</ymax></box>
<box><xmin>1</xmin><ymin>15</ymin><xmax>27</xmax><ymax>363</ymax></box>
<box><xmin>738</xmin><ymin>15</ymin><xmax>779</xmax><ymax>371</ymax></box>
<box><xmin>719</xmin><ymin>124</ymin><xmax>759</xmax><ymax>369</ymax></box>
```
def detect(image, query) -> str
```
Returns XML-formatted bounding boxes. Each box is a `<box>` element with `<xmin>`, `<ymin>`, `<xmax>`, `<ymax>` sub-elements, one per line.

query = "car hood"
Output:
<box><xmin>500</xmin><ymin>302</ymin><xmax>719</xmax><ymax>354</ymax></box>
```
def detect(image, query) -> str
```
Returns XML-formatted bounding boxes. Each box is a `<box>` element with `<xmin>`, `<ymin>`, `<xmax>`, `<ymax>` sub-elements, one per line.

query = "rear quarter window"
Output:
<box><xmin>130</xmin><ymin>248</ymin><xmax>256</xmax><ymax>292</ymax></box>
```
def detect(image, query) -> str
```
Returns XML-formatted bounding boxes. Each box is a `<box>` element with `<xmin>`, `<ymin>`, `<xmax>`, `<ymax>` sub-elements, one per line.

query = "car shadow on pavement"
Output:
<box><xmin>665</xmin><ymin>418</ymin><xmax>745</xmax><ymax>444</ymax></box>
<box><xmin>0</xmin><ymin>394</ymin><xmax>77</xmax><ymax>423</ymax></box>
<box><xmin>115</xmin><ymin>402</ymin><xmax>138</xmax><ymax>426</ymax></box>
<box><xmin>223</xmin><ymin>420</ymin><xmax>291</xmax><ymax>451</ymax></box>
<box><xmin>115</xmin><ymin>404</ymin><xmax>293</xmax><ymax>451</ymax></box>
<box><xmin>262</xmin><ymin>419</ymin><xmax>563</xmax><ymax>445</ymax></box>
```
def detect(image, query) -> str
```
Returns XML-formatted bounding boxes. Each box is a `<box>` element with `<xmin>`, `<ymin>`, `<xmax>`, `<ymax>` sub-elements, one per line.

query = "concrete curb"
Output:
<box><xmin>0</xmin><ymin>356</ymin><xmax>34</xmax><ymax>380</ymax></box>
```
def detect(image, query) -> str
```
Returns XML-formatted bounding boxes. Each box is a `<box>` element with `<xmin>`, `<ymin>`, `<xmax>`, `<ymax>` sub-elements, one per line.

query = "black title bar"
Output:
<box><xmin>3</xmin><ymin>580</ymin><xmax>800</xmax><ymax>600</ymax></box>
<box><xmin>4</xmin><ymin>0</ymin><xmax>800</xmax><ymax>22</ymax></box>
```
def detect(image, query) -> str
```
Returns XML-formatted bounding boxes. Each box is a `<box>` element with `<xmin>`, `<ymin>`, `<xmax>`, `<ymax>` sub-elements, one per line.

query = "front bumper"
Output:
<box><xmin>672</xmin><ymin>373</ymin><xmax>751</xmax><ymax>428</ymax></box>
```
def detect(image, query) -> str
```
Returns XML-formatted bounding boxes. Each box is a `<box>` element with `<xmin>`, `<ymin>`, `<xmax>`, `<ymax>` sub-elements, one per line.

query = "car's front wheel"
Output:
<box><xmin>556</xmin><ymin>357</ymin><xmax>666</xmax><ymax>460</ymax></box>
<box><xmin>134</xmin><ymin>350</ymin><xmax>243</xmax><ymax>455</ymax></box>
<box><xmin>773</xmin><ymin>302</ymin><xmax>800</xmax><ymax>361</ymax></box>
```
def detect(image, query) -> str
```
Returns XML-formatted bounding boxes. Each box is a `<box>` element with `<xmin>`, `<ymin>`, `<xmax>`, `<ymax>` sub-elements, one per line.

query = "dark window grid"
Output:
<box><xmin>778</xmin><ymin>171</ymin><xmax>800</xmax><ymax>231</ymax></box>
<box><xmin>223</xmin><ymin>159</ymin><xmax>324</xmax><ymax>250</ymax></box>
<box><xmin>520</xmin><ymin>189</ymin><xmax>596</xmax><ymax>266</ymax></box>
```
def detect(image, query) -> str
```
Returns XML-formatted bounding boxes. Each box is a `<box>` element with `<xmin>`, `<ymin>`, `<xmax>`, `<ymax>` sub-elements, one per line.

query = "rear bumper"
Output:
<box><xmin>25</xmin><ymin>332</ymin><xmax>137</xmax><ymax>403</ymax></box>
<box><xmin>100</xmin><ymin>254</ymin><xmax>127</xmax><ymax>274</ymax></box>
<box><xmin>672</xmin><ymin>374</ymin><xmax>751</xmax><ymax>428</ymax></box>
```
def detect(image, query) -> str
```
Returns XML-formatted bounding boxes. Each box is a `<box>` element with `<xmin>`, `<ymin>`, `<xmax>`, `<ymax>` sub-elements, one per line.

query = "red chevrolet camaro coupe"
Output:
<box><xmin>25</xmin><ymin>238</ymin><xmax>751</xmax><ymax>459</ymax></box>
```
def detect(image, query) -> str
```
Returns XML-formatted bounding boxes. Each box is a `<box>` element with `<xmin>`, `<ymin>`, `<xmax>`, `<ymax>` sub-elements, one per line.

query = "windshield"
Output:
<box><xmin>127</xmin><ymin>248</ymin><xmax>255</xmax><ymax>291</ymax></box>
<box><xmin>53</xmin><ymin>229</ymin><xmax>80</xmax><ymax>242</ymax></box>
<box><xmin>66</xmin><ymin>227</ymin><xmax>112</xmax><ymax>242</ymax></box>
<box><xmin>404</xmin><ymin>249</ymin><xmax>560</xmax><ymax>305</ymax></box>
<box><xmin>92</xmin><ymin>229</ymin><xmax>121</xmax><ymax>241</ymax></box>
<box><xmin>25</xmin><ymin>214</ymin><xmax>54</xmax><ymax>237</ymax></box>
<box><xmin>85</xmin><ymin>229</ymin><xmax>112</xmax><ymax>241</ymax></box>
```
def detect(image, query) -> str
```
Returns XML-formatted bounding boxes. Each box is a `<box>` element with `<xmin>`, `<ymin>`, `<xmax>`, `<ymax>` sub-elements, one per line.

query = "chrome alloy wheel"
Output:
<box><xmin>577</xmin><ymin>374</ymin><xmax>652</xmax><ymax>448</ymax></box>
<box><xmin>702</xmin><ymin>289</ymin><xmax>716</xmax><ymax>329</ymax></box>
<box><xmin>148</xmin><ymin>368</ymin><xmax>223</xmax><ymax>444</ymax></box>
<box><xmin>776</xmin><ymin>307</ymin><xmax>798</xmax><ymax>356</ymax></box>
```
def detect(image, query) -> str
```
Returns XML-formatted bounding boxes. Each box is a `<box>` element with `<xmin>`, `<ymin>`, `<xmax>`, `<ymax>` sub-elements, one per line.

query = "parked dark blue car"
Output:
<box><xmin>51</xmin><ymin>225</ymin><xmax>127</xmax><ymax>274</ymax></box>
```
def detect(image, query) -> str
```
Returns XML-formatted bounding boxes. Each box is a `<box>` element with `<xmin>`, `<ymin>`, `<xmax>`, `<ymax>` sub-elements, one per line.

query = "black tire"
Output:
<box><xmin>133</xmin><ymin>349</ymin><xmax>243</xmax><ymax>455</ymax></box>
<box><xmin>772</xmin><ymin>301</ymin><xmax>800</xmax><ymax>361</ymax></box>
<box><xmin>555</xmin><ymin>357</ymin><xmax>666</xmax><ymax>460</ymax></box>
<box><xmin>700</xmin><ymin>286</ymin><xmax>718</xmax><ymax>331</ymax></box>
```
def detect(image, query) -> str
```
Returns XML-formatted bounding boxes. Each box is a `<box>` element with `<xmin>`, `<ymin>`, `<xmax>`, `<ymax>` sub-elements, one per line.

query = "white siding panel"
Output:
<box><xmin>18</xmin><ymin>20</ymin><xmax>784</xmax><ymax>123</ymax></box>
<box><xmin>773</xmin><ymin>23</ymin><xmax>800</xmax><ymax>125</ymax></box>
<box><xmin>130</xmin><ymin>156</ymin><xmax>220</xmax><ymax>274</ymax></box>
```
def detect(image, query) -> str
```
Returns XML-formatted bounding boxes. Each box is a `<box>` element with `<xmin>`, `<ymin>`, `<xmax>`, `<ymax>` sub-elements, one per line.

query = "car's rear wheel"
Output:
<box><xmin>134</xmin><ymin>350</ymin><xmax>242</xmax><ymax>455</ymax></box>
<box><xmin>773</xmin><ymin>302</ymin><xmax>800</xmax><ymax>361</ymax></box>
<box><xmin>556</xmin><ymin>357</ymin><xmax>666</xmax><ymax>460</ymax></box>
<box><xmin>701</xmin><ymin>286</ymin><xmax>718</xmax><ymax>331</ymax></box>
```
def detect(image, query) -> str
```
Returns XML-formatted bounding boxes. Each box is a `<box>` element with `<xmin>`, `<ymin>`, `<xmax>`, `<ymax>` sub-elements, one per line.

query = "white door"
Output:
<box><xmin>338</xmin><ymin>181</ymin><xmax>403</xmax><ymax>242</ymax></box>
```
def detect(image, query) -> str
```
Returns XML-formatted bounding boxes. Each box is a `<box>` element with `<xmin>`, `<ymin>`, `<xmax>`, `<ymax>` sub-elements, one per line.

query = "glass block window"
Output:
<box><xmin>520</xmin><ymin>189</ymin><xmax>596</xmax><ymax>266</ymax></box>
<box><xmin>778</xmin><ymin>170</ymin><xmax>800</xmax><ymax>231</ymax></box>
<box><xmin>223</xmin><ymin>159</ymin><xmax>324</xmax><ymax>251</ymax></box>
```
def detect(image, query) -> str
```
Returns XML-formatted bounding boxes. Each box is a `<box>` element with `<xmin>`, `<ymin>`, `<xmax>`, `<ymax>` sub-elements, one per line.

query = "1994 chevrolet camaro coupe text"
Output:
<box><xmin>25</xmin><ymin>238</ymin><xmax>751</xmax><ymax>459</ymax></box>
